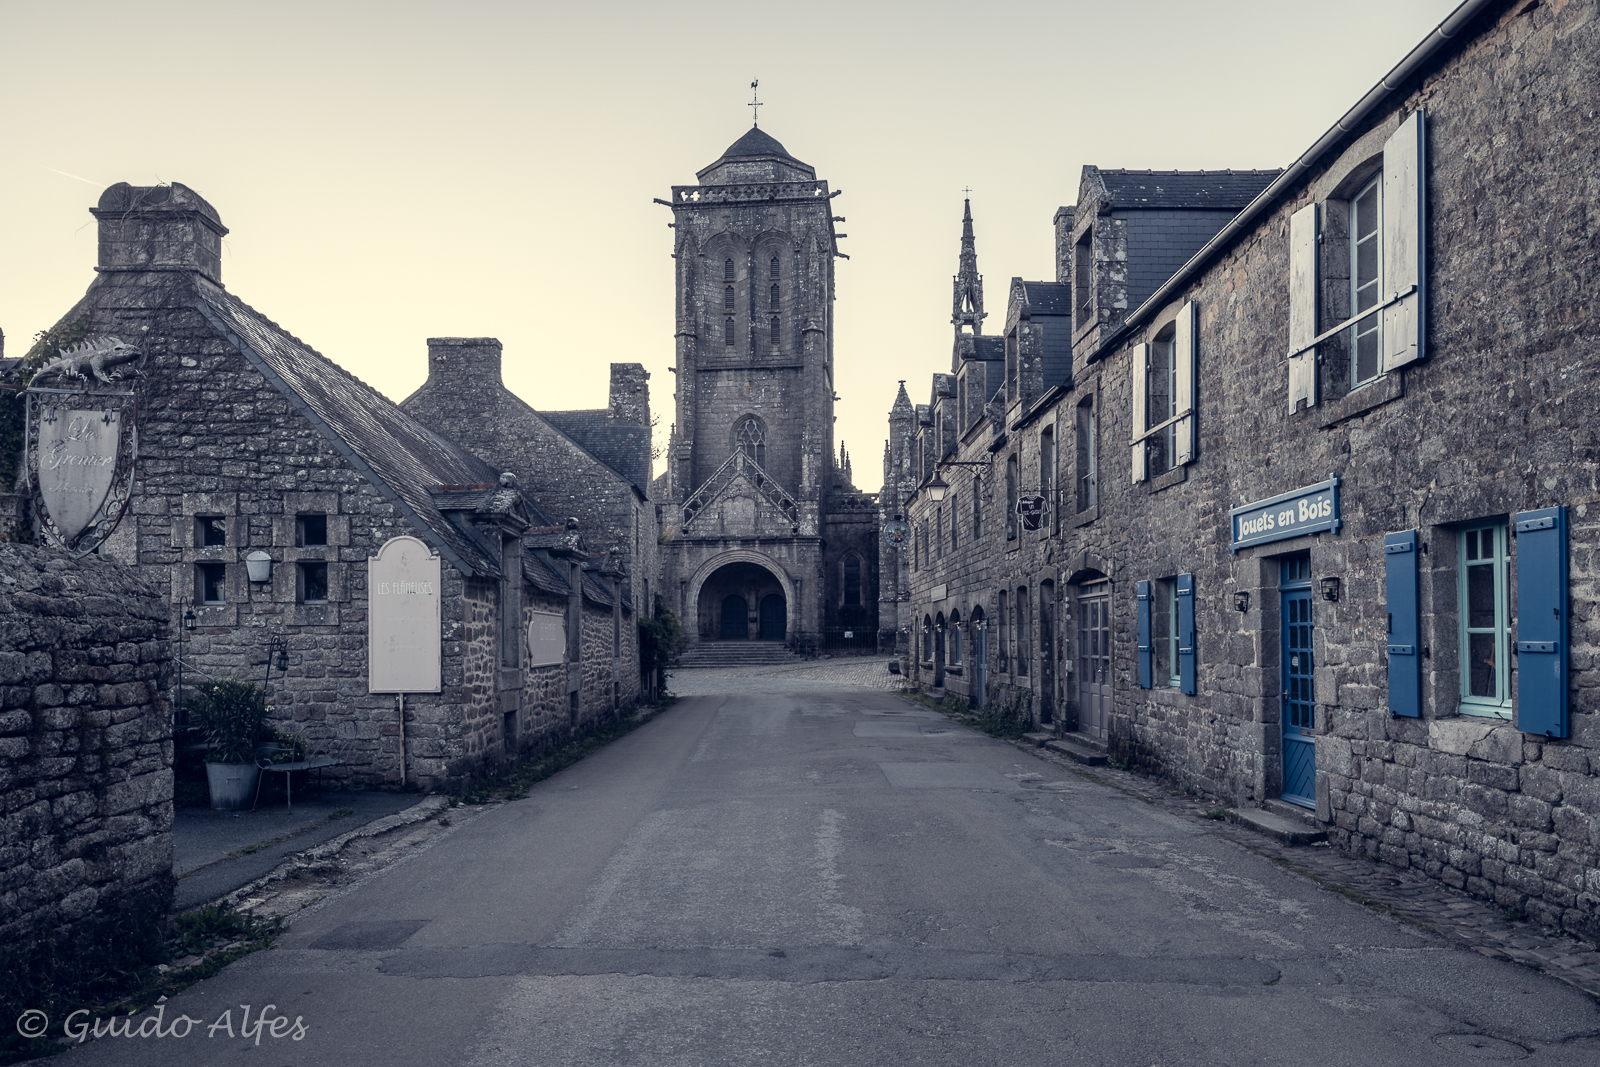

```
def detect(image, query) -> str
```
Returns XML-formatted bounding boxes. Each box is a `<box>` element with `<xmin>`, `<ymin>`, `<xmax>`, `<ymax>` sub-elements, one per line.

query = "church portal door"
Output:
<box><xmin>758</xmin><ymin>594</ymin><xmax>786</xmax><ymax>640</ymax></box>
<box><xmin>1077</xmin><ymin>580</ymin><xmax>1110</xmax><ymax>737</ymax></box>
<box><xmin>721</xmin><ymin>595</ymin><xmax>748</xmax><ymax>640</ymax></box>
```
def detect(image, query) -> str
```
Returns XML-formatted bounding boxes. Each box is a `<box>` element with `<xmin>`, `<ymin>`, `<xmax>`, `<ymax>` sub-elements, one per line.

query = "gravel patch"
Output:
<box><xmin>667</xmin><ymin>658</ymin><xmax>904</xmax><ymax>695</ymax></box>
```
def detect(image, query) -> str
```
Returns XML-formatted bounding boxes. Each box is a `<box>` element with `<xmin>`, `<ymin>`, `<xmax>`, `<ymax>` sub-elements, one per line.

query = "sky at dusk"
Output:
<box><xmin>1</xmin><ymin>0</ymin><xmax>1459</xmax><ymax>489</ymax></box>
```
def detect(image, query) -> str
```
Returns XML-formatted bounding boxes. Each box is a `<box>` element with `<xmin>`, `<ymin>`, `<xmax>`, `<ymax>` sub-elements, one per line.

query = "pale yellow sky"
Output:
<box><xmin>1</xmin><ymin>0</ymin><xmax>1458</xmax><ymax>490</ymax></box>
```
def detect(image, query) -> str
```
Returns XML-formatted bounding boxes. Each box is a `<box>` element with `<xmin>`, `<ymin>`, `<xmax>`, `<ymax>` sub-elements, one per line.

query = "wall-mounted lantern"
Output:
<box><xmin>182</xmin><ymin>607</ymin><xmax>197</xmax><ymax>631</ymax></box>
<box><xmin>245</xmin><ymin>550</ymin><xmax>273</xmax><ymax>583</ymax></box>
<box><xmin>1319</xmin><ymin>576</ymin><xmax>1341</xmax><ymax>602</ymax></box>
<box><xmin>924</xmin><ymin>471</ymin><xmax>950</xmax><ymax>503</ymax></box>
<box><xmin>1233</xmin><ymin>591</ymin><xmax>1250</xmax><ymax>613</ymax></box>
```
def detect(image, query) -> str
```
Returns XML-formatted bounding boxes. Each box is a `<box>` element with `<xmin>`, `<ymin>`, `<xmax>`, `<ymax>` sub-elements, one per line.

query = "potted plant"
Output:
<box><xmin>192</xmin><ymin>679</ymin><xmax>270</xmax><ymax>810</ymax></box>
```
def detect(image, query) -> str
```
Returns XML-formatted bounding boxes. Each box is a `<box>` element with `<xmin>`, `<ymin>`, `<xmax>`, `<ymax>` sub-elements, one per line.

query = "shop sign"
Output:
<box><xmin>1230</xmin><ymin>475</ymin><xmax>1340</xmax><ymax>553</ymax></box>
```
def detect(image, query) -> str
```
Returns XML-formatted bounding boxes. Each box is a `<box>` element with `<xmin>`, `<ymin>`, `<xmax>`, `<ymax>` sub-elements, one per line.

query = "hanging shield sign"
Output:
<box><xmin>1016</xmin><ymin>494</ymin><xmax>1047</xmax><ymax>532</ymax></box>
<box><xmin>36</xmin><ymin>408</ymin><xmax>121</xmax><ymax>544</ymax></box>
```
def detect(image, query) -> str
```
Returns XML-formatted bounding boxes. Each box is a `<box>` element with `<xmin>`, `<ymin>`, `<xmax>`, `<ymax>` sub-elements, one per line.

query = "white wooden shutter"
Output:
<box><xmin>1174</xmin><ymin>301</ymin><xmax>1195</xmax><ymax>465</ymax></box>
<box><xmin>1287</xmin><ymin>202</ymin><xmax>1319</xmax><ymax>411</ymax></box>
<box><xmin>1382</xmin><ymin>109</ymin><xmax>1426</xmax><ymax>372</ymax></box>
<box><xmin>1130</xmin><ymin>342</ymin><xmax>1149</xmax><ymax>483</ymax></box>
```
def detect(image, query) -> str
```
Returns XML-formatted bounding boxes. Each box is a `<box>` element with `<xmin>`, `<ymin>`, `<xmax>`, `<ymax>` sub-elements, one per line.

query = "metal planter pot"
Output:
<box><xmin>205</xmin><ymin>761</ymin><xmax>260</xmax><ymax>810</ymax></box>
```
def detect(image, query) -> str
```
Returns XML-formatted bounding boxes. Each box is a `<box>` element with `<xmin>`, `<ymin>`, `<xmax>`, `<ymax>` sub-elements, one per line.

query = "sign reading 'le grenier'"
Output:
<box><xmin>1230</xmin><ymin>476</ymin><xmax>1341</xmax><ymax>553</ymax></box>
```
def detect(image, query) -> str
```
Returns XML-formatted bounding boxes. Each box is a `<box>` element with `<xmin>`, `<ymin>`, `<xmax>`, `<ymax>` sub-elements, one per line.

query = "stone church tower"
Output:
<box><xmin>659</xmin><ymin>125</ymin><xmax>879</xmax><ymax>655</ymax></box>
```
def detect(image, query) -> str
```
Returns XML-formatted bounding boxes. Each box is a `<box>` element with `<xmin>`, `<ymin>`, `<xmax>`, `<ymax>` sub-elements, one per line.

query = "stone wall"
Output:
<box><xmin>896</xmin><ymin>0</ymin><xmax>1600</xmax><ymax>938</ymax></box>
<box><xmin>0</xmin><ymin>544</ymin><xmax>173</xmax><ymax>946</ymax></box>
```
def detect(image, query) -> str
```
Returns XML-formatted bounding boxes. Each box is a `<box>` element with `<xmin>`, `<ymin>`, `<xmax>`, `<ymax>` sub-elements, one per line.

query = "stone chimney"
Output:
<box><xmin>425</xmin><ymin>338</ymin><xmax>504</xmax><ymax>394</ymax></box>
<box><xmin>92</xmin><ymin>183</ymin><xmax>227</xmax><ymax>285</ymax></box>
<box><xmin>608</xmin><ymin>363</ymin><xmax>650</xmax><ymax>427</ymax></box>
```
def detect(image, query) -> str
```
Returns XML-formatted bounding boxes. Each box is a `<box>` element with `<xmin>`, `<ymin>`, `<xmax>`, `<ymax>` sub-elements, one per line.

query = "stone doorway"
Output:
<box><xmin>698</xmin><ymin>560</ymin><xmax>787</xmax><ymax>642</ymax></box>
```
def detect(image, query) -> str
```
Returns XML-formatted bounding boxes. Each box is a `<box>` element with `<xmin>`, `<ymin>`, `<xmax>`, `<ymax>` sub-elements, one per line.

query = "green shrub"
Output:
<box><xmin>190</xmin><ymin>679</ymin><xmax>269</xmax><ymax>764</ymax></box>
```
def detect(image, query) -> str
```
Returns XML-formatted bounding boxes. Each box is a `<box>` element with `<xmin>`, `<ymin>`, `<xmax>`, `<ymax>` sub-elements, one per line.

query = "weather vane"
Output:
<box><xmin>749</xmin><ymin>79</ymin><xmax>762</xmax><ymax>126</ymax></box>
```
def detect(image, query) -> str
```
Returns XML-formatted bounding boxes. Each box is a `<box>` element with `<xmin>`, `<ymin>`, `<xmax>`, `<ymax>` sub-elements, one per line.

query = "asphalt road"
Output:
<box><xmin>45</xmin><ymin>687</ymin><xmax>1600</xmax><ymax>1065</ymax></box>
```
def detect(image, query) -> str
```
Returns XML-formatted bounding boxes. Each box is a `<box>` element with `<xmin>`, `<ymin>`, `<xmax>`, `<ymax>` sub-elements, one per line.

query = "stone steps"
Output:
<box><xmin>1226</xmin><ymin>802</ymin><xmax>1328</xmax><ymax>846</ymax></box>
<box><xmin>676</xmin><ymin>642</ymin><xmax>800</xmax><ymax>669</ymax></box>
<box><xmin>1044</xmin><ymin>731</ymin><xmax>1110</xmax><ymax>767</ymax></box>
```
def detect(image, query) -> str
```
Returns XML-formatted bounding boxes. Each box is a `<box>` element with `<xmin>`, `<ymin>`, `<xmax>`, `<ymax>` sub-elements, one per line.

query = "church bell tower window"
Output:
<box><xmin>736</xmin><ymin>417</ymin><xmax>766</xmax><ymax>468</ymax></box>
<box><xmin>725</xmin><ymin>286</ymin><xmax>735</xmax><ymax>309</ymax></box>
<box><xmin>770</xmin><ymin>256</ymin><xmax>780</xmax><ymax>279</ymax></box>
<box><xmin>770</xmin><ymin>283</ymin><xmax>780</xmax><ymax>310</ymax></box>
<box><xmin>770</xmin><ymin>317</ymin><xmax>781</xmax><ymax>345</ymax></box>
<box><xmin>725</xmin><ymin>317</ymin><xmax>736</xmax><ymax>346</ymax></box>
<box><xmin>724</xmin><ymin>258</ymin><xmax>735</xmax><ymax>280</ymax></box>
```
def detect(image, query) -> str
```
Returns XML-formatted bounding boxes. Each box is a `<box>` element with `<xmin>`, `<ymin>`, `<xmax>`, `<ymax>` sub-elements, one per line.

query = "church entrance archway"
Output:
<box><xmin>721</xmin><ymin>595</ymin><xmax>749</xmax><ymax>639</ymax></box>
<box><xmin>695</xmin><ymin>557</ymin><xmax>791</xmax><ymax>642</ymax></box>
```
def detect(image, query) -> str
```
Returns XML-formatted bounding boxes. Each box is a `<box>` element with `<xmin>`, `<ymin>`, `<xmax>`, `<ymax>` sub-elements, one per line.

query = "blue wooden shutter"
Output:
<box><xmin>1177</xmin><ymin>573</ymin><xmax>1196</xmax><ymax>695</ymax></box>
<box><xmin>1384</xmin><ymin>530</ymin><xmax>1421</xmax><ymax>717</ymax></box>
<box><xmin>1515</xmin><ymin>507</ymin><xmax>1568</xmax><ymax>738</ymax></box>
<box><xmin>1288</xmin><ymin>202</ymin><xmax>1319</xmax><ymax>411</ymax></box>
<box><xmin>1136</xmin><ymin>580</ymin><xmax>1153</xmax><ymax>689</ymax></box>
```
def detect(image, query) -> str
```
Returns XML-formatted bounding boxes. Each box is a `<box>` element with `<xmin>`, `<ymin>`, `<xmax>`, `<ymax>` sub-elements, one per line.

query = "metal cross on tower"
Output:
<box><xmin>749</xmin><ymin>79</ymin><xmax>762</xmax><ymax>126</ymax></box>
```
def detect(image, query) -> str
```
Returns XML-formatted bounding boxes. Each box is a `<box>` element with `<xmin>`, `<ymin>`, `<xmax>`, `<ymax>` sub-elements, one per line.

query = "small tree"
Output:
<box><xmin>638</xmin><ymin>594</ymin><xmax>685</xmax><ymax>696</ymax></box>
<box><xmin>191</xmin><ymin>678</ymin><xmax>270</xmax><ymax>763</ymax></box>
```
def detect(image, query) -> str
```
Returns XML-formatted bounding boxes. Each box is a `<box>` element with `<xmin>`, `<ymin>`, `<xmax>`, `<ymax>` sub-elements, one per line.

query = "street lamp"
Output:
<box><xmin>924</xmin><ymin>471</ymin><xmax>950</xmax><ymax>502</ymax></box>
<box><xmin>177</xmin><ymin>605</ymin><xmax>196</xmax><ymax>733</ymax></box>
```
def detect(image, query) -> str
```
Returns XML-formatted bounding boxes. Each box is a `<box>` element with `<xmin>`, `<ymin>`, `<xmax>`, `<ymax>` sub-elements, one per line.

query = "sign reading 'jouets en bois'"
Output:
<box><xmin>1229</xmin><ymin>475</ymin><xmax>1341</xmax><ymax>553</ymax></box>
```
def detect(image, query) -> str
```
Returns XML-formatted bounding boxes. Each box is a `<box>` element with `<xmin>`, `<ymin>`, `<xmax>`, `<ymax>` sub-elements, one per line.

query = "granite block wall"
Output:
<box><xmin>0</xmin><ymin>545</ymin><xmax>173</xmax><ymax>945</ymax></box>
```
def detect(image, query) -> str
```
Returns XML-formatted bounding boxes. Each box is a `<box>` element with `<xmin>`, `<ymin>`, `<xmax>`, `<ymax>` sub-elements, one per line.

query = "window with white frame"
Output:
<box><xmin>1350</xmin><ymin>174</ymin><xmax>1383</xmax><ymax>387</ymax></box>
<box><xmin>1151</xmin><ymin>577</ymin><xmax>1180</xmax><ymax>687</ymax></box>
<box><xmin>1130</xmin><ymin>303</ymin><xmax>1195</xmax><ymax>484</ymax></box>
<box><xmin>1076</xmin><ymin>395</ymin><xmax>1097</xmax><ymax>512</ymax></box>
<box><xmin>1458</xmin><ymin>521</ymin><xmax>1511</xmax><ymax>715</ymax></box>
<box><xmin>1287</xmin><ymin>110</ymin><xmax>1426</xmax><ymax>412</ymax></box>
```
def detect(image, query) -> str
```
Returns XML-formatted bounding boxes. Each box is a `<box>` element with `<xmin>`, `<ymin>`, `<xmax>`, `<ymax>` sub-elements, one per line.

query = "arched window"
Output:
<box><xmin>922</xmin><ymin>615</ymin><xmax>934</xmax><ymax>664</ymax></box>
<box><xmin>724</xmin><ymin>285</ymin><xmax>735</xmax><ymax>309</ymax></box>
<box><xmin>724</xmin><ymin>317</ymin><xmax>736</xmax><ymax>346</ymax></box>
<box><xmin>997</xmin><ymin>590</ymin><xmax>1009</xmax><ymax>672</ymax></box>
<box><xmin>843</xmin><ymin>556</ymin><xmax>861</xmax><ymax>606</ymax></box>
<box><xmin>949</xmin><ymin>611</ymin><xmax>963</xmax><ymax>665</ymax></box>
<box><xmin>1017</xmin><ymin>585</ymin><xmax>1031</xmax><ymax>676</ymax></box>
<box><xmin>770</xmin><ymin>317</ymin><xmax>781</xmax><ymax>345</ymax></box>
<box><xmin>770</xmin><ymin>255</ymin><xmax>780</xmax><ymax>279</ymax></box>
<box><xmin>769</xmin><ymin>283</ymin><xmax>780</xmax><ymax>309</ymax></box>
<box><xmin>735</xmin><ymin>417</ymin><xmax>766</xmax><ymax>468</ymax></box>
<box><xmin>724</xmin><ymin>258</ymin><xmax>735</xmax><ymax>280</ymax></box>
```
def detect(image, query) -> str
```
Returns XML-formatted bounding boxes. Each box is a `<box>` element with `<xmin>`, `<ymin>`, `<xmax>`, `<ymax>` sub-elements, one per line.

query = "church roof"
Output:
<box><xmin>720</xmin><ymin>126</ymin><xmax>796</xmax><ymax>161</ymax></box>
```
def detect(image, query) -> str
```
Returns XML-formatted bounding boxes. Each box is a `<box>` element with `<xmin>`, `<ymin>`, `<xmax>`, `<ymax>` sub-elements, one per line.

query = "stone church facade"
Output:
<box><xmin>656</xmin><ymin>127</ymin><xmax>879</xmax><ymax>654</ymax></box>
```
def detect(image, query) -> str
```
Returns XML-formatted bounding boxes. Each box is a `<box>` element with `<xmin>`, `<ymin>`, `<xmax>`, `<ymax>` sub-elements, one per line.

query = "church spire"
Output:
<box><xmin>952</xmin><ymin>198</ymin><xmax>985</xmax><ymax>336</ymax></box>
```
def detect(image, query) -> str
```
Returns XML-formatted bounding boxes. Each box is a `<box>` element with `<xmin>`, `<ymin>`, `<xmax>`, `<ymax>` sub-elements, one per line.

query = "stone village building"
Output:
<box><xmin>655</xmin><ymin>127</ymin><xmax>880</xmax><ymax>655</ymax></box>
<box><xmin>21</xmin><ymin>181</ymin><xmax>649</xmax><ymax>791</ymax></box>
<box><xmin>891</xmin><ymin>0</ymin><xmax>1600</xmax><ymax>938</ymax></box>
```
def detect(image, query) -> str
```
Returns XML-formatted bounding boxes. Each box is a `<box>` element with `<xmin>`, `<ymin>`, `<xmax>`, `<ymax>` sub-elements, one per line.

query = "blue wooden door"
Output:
<box><xmin>1281</xmin><ymin>569</ymin><xmax>1316</xmax><ymax>807</ymax></box>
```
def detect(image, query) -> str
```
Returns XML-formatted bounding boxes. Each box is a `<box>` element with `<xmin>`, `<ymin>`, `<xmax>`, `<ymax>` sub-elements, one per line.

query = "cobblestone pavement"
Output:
<box><xmin>671</xmin><ymin>662</ymin><xmax>1600</xmax><ymax>1003</ymax></box>
<box><xmin>1018</xmin><ymin>729</ymin><xmax>1600</xmax><ymax>1002</ymax></box>
<box><xmin>667</xmin><ymin>656</ymin><xmax>904</xmax><ymax>695</ymax></box>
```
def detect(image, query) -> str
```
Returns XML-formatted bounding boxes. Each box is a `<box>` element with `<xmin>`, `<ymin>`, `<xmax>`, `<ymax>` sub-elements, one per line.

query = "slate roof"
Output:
<box><xmin>1019</xmin><ymin>282</ymin><xmax>1072</xmax><ymax>316</ymax></box>
<box><xmin>1098</xmin><ymin>169</ymin><xmax>1282</xmax><ymax>210</ymax></box>
<box><xmin>971</xmin><ymin>336</ymin><xmax>1006</xmax><ymax>361</ymax></box>
<box><xmin>539</xmin><ymin>409</ymin><xmax>652</xmax><ymax>493</ymax></box>
<box><xmin>192</xmin><ymin>280</ymin><xmax>509</xmax><ymax>578</ymax></box>
<box><xmin>721</xmin><ymin>126</ymin><xmax>796</xmax><ymax>161</ymax></box>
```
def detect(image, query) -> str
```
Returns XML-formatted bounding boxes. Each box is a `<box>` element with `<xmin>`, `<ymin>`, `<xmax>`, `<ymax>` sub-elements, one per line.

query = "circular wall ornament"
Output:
<box><xmin>881</xmin><ymin>519</ymin><xmax>910</xmax><ymax>549</ymax></box>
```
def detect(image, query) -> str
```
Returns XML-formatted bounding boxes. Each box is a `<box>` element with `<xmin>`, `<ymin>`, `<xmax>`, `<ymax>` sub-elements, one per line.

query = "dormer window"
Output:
<box><xmin>1075</xmin><ymin>231</ymin><xmax>1094</xmax><ymax>327</ymax></box>
<box><xmin>724</xmin><ymin>258</ymin><xmax>735</xmax><ymax>280</ymax></box>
